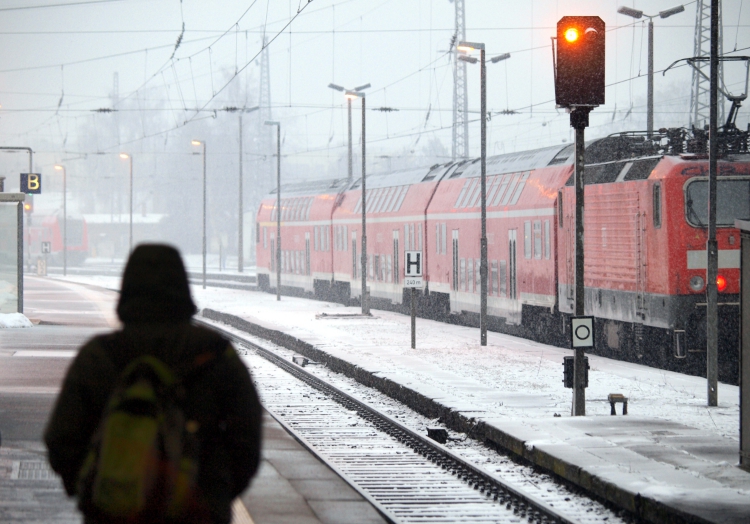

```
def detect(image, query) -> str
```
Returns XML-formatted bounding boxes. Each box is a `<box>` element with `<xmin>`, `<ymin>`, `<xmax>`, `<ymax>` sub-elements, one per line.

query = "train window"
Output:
<box><xmin>509</xmin><ymin>172</ymin><xmax>530</xmax><ymax>205</ymax></box>
<box><xmin>393</xmin><ymin>232</ymin><xmax>400</xmax><ymax>284</ymax></box>
<box><xmin>386</xmin><ymin>255</ymin><xmax>392</xmax><ymax>283</ymax></box>
<box><xmin>394</xmin><ymin>186</ymin><xmax>409</xmax><ymax>211</ymax></box>
<box><xmin>263</xmin><ymin>227</ymin><xmax>267</xmax><ymax>249</ymax></box>
<box><xmin>454</xmin><ymin>179</ymin><xmax>471</xmax><ymax>208</ymax></box>
<box><xmin>486</xmin><ymin>176</ymin><xmax>501</xmax><ymax>206</ymax></box>
<box><xmin>499</xmin><ymin>260</ymin><xmax>507</xmax><ymax>297</ymax></box>
<box><xmin>256</xmin><ymin>223</ymin><xmax>260</xmax><ymax>244</ymax></box>
<box><xmin>352</xmin><ymin>232</ymin><xmax>358</xmax><ymax>278</ymax></box>
<box><xmin>418</xmin><ymin>223</ymin><xmax>423</xmax><ymax>251</ymax></box>
<box><xmin>547</xmin><ymin>144</ymin><xmax>574</xmax><ymax>165</ymax></box>
<box><xmin>467</xmin><ymin>259</ymin><xmax>474</xmax><ymax>293</ymax></box>
<box><xmin>492</xmin><ymin>175</ymin><xmax>511</xmax><ymax>206</ymax></box>
<box><xmin>270</xmin><ymin>239</ymin><xmax>275</xmax><ymax>271</ymax></box>
<box><xmin>368</xmin><ymin>255</ymin><xmax>374</xmax><ymax>279</ymax></box>
<box><xmin>436</xmin><ymin>224</ymin><xmax>441</xmax><ymax>254</ymax></box>
<box><xmin>502</xmin><ymin>174</ymin><xmax>521</xmax><ymax>206</ymax></box>
<box><xmin>325</xmin><ymin>227</ymin><xmax>330</xmax><ymax>251</ymax></box>
<box><xmin>460</xmin><ymin>259</ymin><xmax>466</xmax><ymax>291</ymax></box>
<box><xmin>653</xmin><ymin>183</ymin><xmax>662</xmax><ymax>228</ymax></box>
<box><xmin>533</xmin><ymin>221</ymin><xmax>542</xmax><ymax>259</ymax></box>
<box><xmin>314</xmin><ymin>226</ymin><xmax>319</xmax><ymax>251</ymax></box>
<box><xmin>491</xmin><ymin>261</ymin><xmax>498</xmax><ymax>295</ymax></box>
<box><xmin>404</xmin><ymin>225</ymin><xmax>410</xmax><ymax>251</ymax></box>
<box><xmin>475</xmin><ymin>258</ymin><xmax>481</xmax><ymax>291</ymax></box>
<box><xmin>558</xmin><ymin>191</ymin><xmax>563</xmax><ymax>227</ymax></box>
<box><xmin>344</xmin><ymin>226</ymin><xmax>348</xmax><ymax>251</ymax></box>
<box><xmin>544</xmin><ymin>220</ymin><xmax>550</xmax><ymax>259</ymax></box>
<box><xmin>469</xmin><ymin>179</ymin><xmax>483</xmax><ymax>208</ymax></box>
<box><xmin>524</xmin><ymin>221</ymin><xmax>532</xmax><ymax>259</ymax></box>
<box><xmin>452</xmin><ymin>230</ymin><xmax>459</xmax><ymax>291</ymax></box>
<box><xmin>410</xmin><ymin>224</ymin><xmax>415</xmax><ymax>250</ymax></box>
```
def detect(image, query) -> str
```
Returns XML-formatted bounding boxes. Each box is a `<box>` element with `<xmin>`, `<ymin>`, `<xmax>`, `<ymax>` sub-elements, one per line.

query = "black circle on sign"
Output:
<box><xmin>575</xmin><ymin>324</ymin><xmax>591</xmax><ymax>341</ymax></box>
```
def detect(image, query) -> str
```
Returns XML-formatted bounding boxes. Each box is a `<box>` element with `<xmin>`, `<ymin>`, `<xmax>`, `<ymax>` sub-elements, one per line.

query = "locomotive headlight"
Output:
<box><xmin>689</xmin><ymin>275</ymin><xmax>705</xmax><ymax>291</ymax></box>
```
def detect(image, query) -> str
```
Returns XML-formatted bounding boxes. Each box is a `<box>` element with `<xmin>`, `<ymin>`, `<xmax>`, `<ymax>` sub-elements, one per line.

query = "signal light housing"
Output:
<box><xmin>555</xmin><ymin>16</ymin><xmax>605</xmax><ymax>108</ymax></box>
<box><xmin>23</xmin><ymin>196</ymin><xmax>33</xmax><ymax>214</ymax></box>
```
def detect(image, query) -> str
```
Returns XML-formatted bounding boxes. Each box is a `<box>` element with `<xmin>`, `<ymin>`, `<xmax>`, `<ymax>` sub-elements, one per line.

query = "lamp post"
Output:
<box><xmin>343</xmin><ymin>90</ymin><xmax>370</xmax><ymax>315</ymax></box>
<box><xmin>54</xmin><ymin>164</ymin><xmax>67</xmax><ymax>276</ymax></box>
<box><xmin>458</xmin><ymin>43</ymin><xmax>510</xmax><ymax>346</ymax></box>
<box><xmin>265</xmin><ymin>121</ymin><xmax>281</xmax><ymax>301</ymax></box>
<box><xmin>119</xmin><ymin>153</ymin><xmax>133</xmax><ymax>254</ymax></box>
<box><xmin>327</xmin><ymin>83</ymin><xmax>370</xmax><ymax>182</ymax></box>
<box><xmin>191</xmin><ymin>140</ymin><xmax>207</xmax><ymax>289</ymax></box>
<box><xmin>617</xmin><ymin>4</ymin><xmax>685</xmax><ymax>137</ymax></box>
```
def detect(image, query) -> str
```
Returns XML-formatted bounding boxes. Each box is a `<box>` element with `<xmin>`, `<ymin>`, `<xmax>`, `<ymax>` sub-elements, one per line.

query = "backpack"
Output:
<box><xmin>77</xmin><ymin>350</ymin><xmax>221</xmax><ymax>523</ymax></box>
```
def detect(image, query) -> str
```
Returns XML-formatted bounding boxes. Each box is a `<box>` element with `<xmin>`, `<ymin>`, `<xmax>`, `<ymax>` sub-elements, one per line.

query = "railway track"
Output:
<box><xmin>199</xmin><ymin>318</ymin><xmax>632</xmax><ymax>524</ymax></box>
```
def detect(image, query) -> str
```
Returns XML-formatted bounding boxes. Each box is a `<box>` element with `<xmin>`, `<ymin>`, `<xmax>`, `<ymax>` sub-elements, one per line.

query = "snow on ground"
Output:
<box><xmin>54</xmin><ymin>273</ymin><xmax>740</xmax><ymax>442</ymax></box>
<box><xmin>0</xmin><ymin>312</ymin><xmax>34</xmax><ymax>328</ymax></box>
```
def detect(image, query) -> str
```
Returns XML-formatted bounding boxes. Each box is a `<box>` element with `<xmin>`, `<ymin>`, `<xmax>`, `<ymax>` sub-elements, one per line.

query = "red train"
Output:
<box><xmin>27</xmin><ymin>212</ymin><xmax>89</xmax><ymax>266</ymax></box>
<box><xmin>256</xmin><ymin>130</ymin><xmax>750</xmax><ymax>384</ymax></box>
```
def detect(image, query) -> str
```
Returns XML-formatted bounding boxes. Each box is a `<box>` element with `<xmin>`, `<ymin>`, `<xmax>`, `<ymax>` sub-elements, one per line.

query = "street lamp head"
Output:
<box><xmin>264</xmin><ymin>120</ymin><xmax>280</xmax><ymax>126</ymax></box>
<box><xmin>617</xmin><ymin>6</ymin><xmax>643</xmax><ymax>19</ymax></box>
<box><xmin>457</xmin><ymin>41</ymin><xmax>485</xmax><ymax>52</ymax></box>
<box><xmin>353</xmin><ymin>83</ymin><xmax>371</xmax><ymax>92</ymax></box>
<box><xmin>458</xmin><ymin>55</ymin><xmax>478</xmax><ymax>64</ymax></box>
<box><xmin>660</xmin><ymin>5</ymin><xmax>685</xmax><ymax>18</ymax></box>
<box><xmin>119</xmin><ymin>153</ymin><xmax>129</xmax><ymax>159</ymax></box>
<box><xmin>328</xmin><ymin>83</ymin><xmax>345</xmax><ymax>92</ymax></box>
<box><xmin>54</xmin><ymin>164</ymin><xmax>64</xmax><ymax>171</ymax></box>
<box><xmin>344</xmin><ymin>90</ymin><xmax>364</xmax><ymax>99</ymax></box>
<box><xmin>191</xmin><ymin>140</ymin><xmax>202</xmax><ymax>146</ymax></box>
<box><xmin>490</xmin><ymin>53</ymin><xmax>511</xmax><ymax>63</ymax></box>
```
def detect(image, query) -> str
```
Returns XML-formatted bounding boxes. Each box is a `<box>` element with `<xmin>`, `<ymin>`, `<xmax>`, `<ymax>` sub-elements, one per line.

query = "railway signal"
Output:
<box><xmin>554</xmin><ymin>15</ymin><xmax>605</xmax><ymax>417</ymax></box>
<box><xmin>554</xmin><ymin>16</ymin><xmax>605</xmax><ymax>108</ymax></box>
<box><xmin>23</xmin><ymin>196</ymin><xmax>33</xmax><ymax>214</ymax></box>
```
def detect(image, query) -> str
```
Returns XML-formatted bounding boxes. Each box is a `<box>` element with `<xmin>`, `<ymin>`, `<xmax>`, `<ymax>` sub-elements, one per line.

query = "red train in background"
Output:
<box><xmin>27</xmin><ymin>212</ymin><xmax>89</xmax><ymax>266</ymax></box>
<box><xmin>256</xmin><ymin>129</ymin><xmax>750</xmax><ymax>384</ymax></box>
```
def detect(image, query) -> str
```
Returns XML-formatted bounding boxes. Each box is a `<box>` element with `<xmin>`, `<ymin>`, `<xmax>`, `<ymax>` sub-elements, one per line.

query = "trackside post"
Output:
<box><xmin>404</xmin><ymin>251</ymin><xmax>423</xmax><ymax>349</ymax></box>
<box><xmin>554</xmin><ymin>15</ymin><xmax>605</xmax><ymax>416</ymax></box>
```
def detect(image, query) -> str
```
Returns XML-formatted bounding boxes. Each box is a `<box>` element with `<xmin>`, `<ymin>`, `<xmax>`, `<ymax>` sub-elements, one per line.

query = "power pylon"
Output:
<box><xmin>690</xmin><ymin>0</ymin><xmax>724</xmax><ymax>128</ymax></box>
<box><xmin>451</xmin><ymin>0</ymin><xmax>469</xmax><ymax>161</ymax></box>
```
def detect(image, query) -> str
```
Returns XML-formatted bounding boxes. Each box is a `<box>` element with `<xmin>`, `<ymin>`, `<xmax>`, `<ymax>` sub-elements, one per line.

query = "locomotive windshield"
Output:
<box><xmin>684</xmin><ymin>177</ymin><xmax>750</xmax><ymax>227</ymax></box>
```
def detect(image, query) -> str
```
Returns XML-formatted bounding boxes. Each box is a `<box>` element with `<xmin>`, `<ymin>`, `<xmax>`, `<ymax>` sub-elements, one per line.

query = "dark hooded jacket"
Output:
<box><xmin>44</xmin><ymin>244</ymin><xmax>262</xmax><ymax>524</ymax></box>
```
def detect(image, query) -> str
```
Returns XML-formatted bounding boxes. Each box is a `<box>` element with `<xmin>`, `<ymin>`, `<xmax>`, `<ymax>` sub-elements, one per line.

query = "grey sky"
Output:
<box><xmin>0</xmin><ymin>0</ymin><xmax>748</xmax><ymax>177</ymax></box>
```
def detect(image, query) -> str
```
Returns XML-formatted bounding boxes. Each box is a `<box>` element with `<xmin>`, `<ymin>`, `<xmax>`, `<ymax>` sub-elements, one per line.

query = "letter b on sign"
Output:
<box><xmin>21</xmin><ymin>173</ymin><xmax>42</xmax><ymax>194</ymax></box>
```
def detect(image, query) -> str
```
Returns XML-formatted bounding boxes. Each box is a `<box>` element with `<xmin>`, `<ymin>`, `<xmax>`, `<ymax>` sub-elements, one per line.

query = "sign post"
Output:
<box><xmin>404</xmin><ymin>251</ymin><xmax>423</xmax><ymax>349</ymax></box>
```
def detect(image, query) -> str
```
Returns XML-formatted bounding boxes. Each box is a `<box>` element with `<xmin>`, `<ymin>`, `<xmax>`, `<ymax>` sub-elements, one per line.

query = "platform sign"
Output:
<box><xmin>404</xmin><ymin>250</ymin><xmax>422</xmax><ymax>288</ymax></box>
<box><xmin>41</xmin><ymin>241</ymin><xmax>51</xmax><ymax>254</ymax></box>
<box><xmin>20</xmin><ymin>173</ymin><xmax>42</xmax><ymax>194</ymax></box>
<box><xmin>570</xmin><ymin>316</ymin><xmax>594</xmax><ymax>348</ymax></box>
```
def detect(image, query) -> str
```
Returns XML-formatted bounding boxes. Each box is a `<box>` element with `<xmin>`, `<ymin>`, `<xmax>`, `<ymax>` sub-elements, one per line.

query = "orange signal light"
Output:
<box><xmin>717</xmin><ymin>274</ymin><xmax>727</xmax><ymax>292</ymax></box>
<box><xmin>564</xmin><ymin>27</ymin><xmax>579</xmax><ymax>43</ymax></box>
<box><xmin>23</xmin><ymin>203</ymin><xmax>31</xmax><ymax>211</ymax></box>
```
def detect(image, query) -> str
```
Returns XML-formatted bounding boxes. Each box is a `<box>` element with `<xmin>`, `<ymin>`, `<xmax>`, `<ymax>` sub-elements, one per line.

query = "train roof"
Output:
<box><xmin>269</xmin><ymin>177</ymin><xmax>349</xmax><ymax>197</ymax></box>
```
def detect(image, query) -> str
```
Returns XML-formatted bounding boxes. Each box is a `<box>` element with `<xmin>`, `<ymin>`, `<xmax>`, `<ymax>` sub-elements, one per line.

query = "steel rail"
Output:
<box><xmin>198</xmin><ymin>317</ymin><xmax>586</xmax><ymax>524</ymax></box>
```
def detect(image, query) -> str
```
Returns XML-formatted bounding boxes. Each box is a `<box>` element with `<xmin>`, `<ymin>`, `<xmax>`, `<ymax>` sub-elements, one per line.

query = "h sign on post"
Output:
<box><xmin>404</xmin><ymin>251</ymin><xmax>422</xmax><ymax>288</ymax></box>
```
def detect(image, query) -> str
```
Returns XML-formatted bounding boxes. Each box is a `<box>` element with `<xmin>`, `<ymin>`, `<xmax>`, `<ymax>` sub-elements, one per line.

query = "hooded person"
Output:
<box><xmin>44</xmin><ymin>244</ymin><xmax>262</xmax><ymax>524</ymax></box>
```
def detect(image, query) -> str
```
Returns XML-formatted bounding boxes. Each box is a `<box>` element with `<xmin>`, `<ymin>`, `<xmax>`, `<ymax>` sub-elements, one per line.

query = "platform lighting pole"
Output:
<box><xmin>707</xmin><ymin>0</ymin><xmax>720</xmax><ymax>406</ymax></box>
<box><xmin>265</xmin><ymin>121</ymin><xmax>282</xmax><ymax>301</ymax></box>
<box><xmin>54</xmin><ymin>165</ymin><xmax>67</xmax><ymax>276</ymax></box>
<box><xmin>119</xmin><ymin>153</ymin><xmax>133</xmax><ymax>254</ymax></box>
<box><xmin>0</xmin><ymin>147</ymin><xmax>33</xmax><ymax>278</ymax></box>
<box><xmin>617</xmin><ymin>5</ymin><xmax>685</xmax><ymax>137</ymax></box>
<box><xmin>458</xmin><ymin>43</ymin><xmax>510</xmax><ymax>346</ymax></box>
<box><xmin>328</xmin><ymin>83</ymin><xmax>370</xmax><ymax>183</ymax></box>
<box><xmin>191</xmin><ymin>140</ymin><xmax>207</xmax><ymax>289</ymax></box>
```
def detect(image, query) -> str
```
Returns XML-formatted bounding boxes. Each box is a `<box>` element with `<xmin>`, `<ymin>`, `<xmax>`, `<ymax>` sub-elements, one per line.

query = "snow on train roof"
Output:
<box><xmin>269</xmin><ymin>177</ymin><xmax>349</xmax><ymax>198</ymax></box>
<box><xmin>457</xmin><ymin>144</ymin><xmax>573</xmax><ymax>179</ymax></box>
<box><xmin>351</xmin><ymin>164</ymin><xmax>453</xmax><ymax>190</ymax></box>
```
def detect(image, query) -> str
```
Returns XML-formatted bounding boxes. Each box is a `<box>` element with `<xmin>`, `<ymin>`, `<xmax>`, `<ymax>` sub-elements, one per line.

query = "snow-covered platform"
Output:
<box><xmin>191</xmin><ymin>286</ymin><xmax>750</xmax><ymax>524</ymax></box>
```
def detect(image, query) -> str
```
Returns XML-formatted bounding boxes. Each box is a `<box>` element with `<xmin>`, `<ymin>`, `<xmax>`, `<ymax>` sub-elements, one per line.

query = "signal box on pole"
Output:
<box><xmin>555</xmin><ymin>16</ymin><xmax>605</xmax><ymax>108</ymax></box>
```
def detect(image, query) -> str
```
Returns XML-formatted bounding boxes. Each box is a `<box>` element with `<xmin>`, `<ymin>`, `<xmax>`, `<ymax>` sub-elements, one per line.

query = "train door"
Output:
<box><xmin>393</xmin><ymin>230</ymin><xmax>400</xmax><ymax>284</ymax></box>
<box><xmin>508</xmin><ymin>229</ymin><xmax>517</xmax><ymax>300</ymax></box>
<box><xmin>636</xmin><ymin>199</ymin><xmax>647</xmax><ymax>319</ymax></box>
<box><xmin>566</xmin><ymin>208</ymin><xmax>575</xmax><ymax>307</ymax></box>
<box><xmin>452</xmin><ymin>230</ymin><xmax>459</xmax><ymax>291</ymax></box>
<box><xmin>352</xmin><ymin>231</ymin><xmax>357</xmax><ymax>278</ymax></box>
<box><xmin>305</xmin><ymin>233</ymin><xmax>311</xmax><ymax>276</ymax></box>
